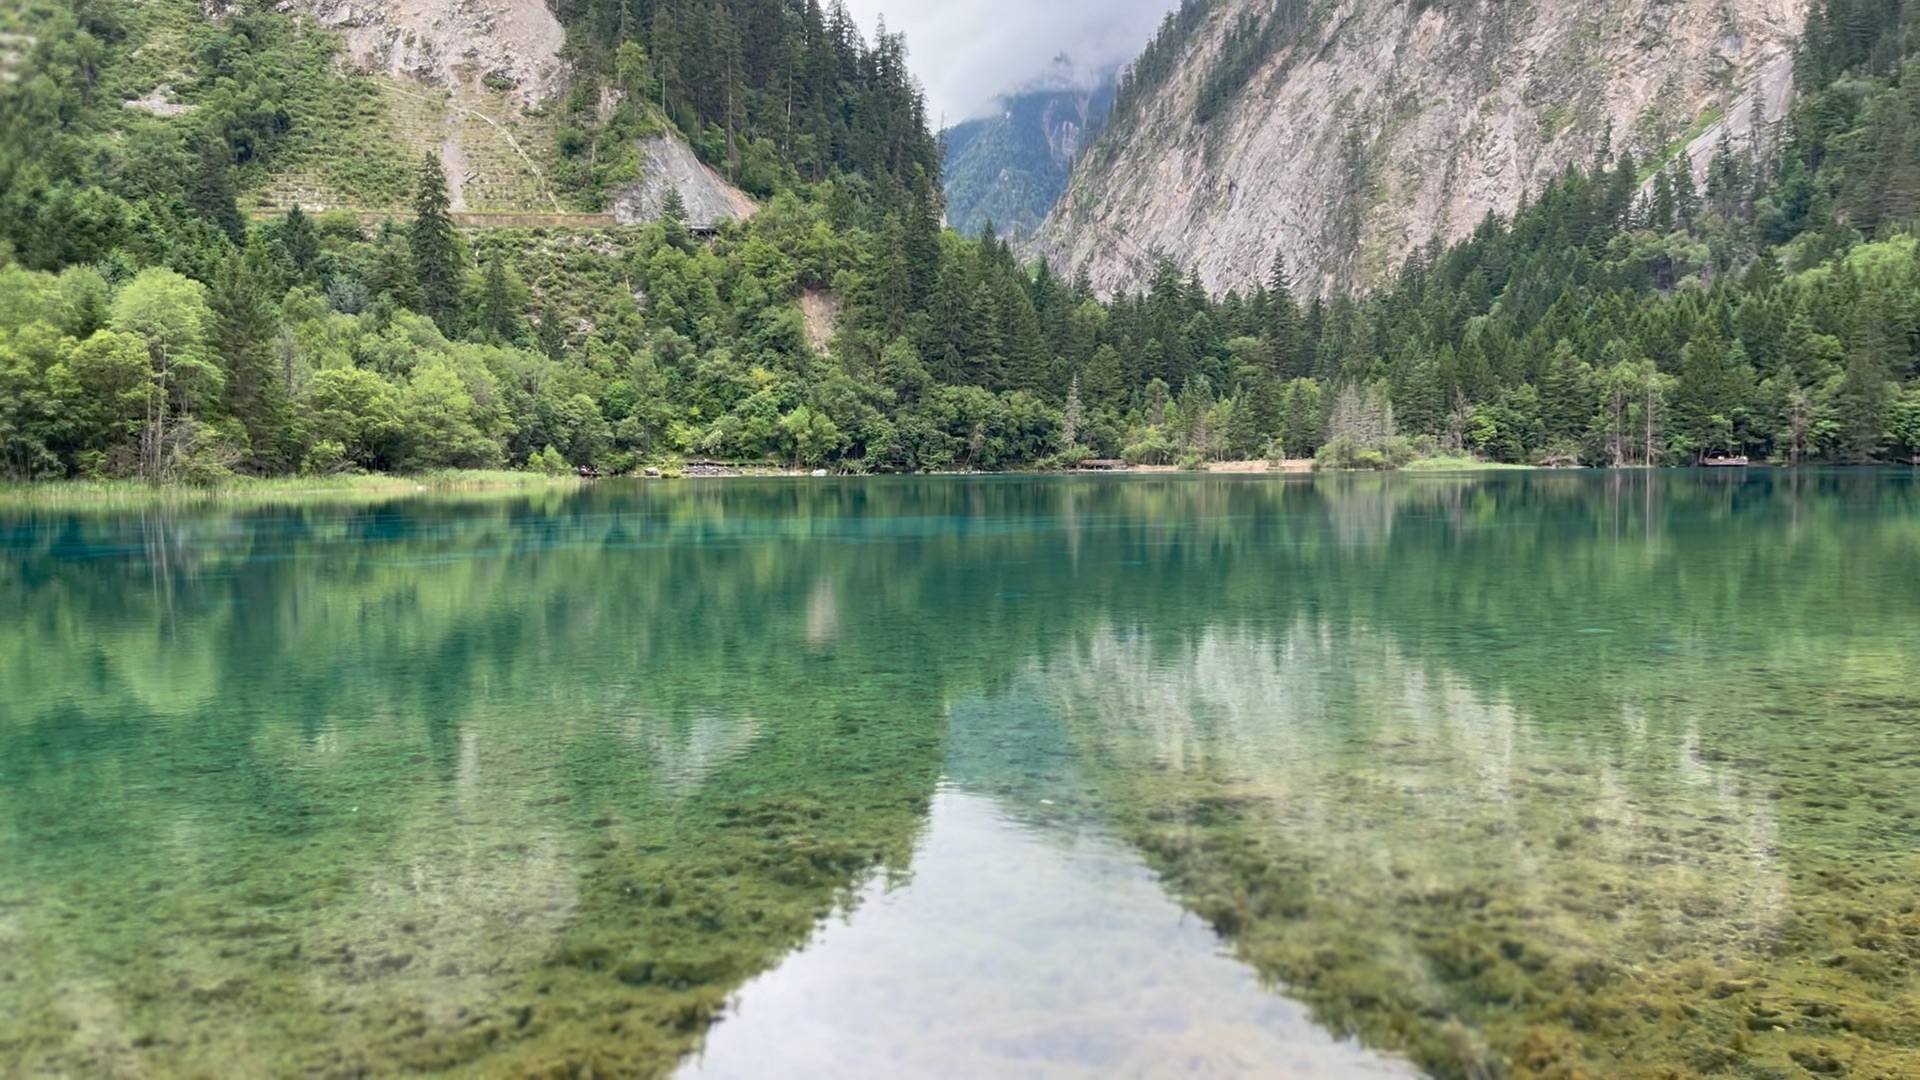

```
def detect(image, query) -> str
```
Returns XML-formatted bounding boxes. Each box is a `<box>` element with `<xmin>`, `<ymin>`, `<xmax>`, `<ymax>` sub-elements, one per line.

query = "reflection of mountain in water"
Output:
<box><xmin>941</xmin><ymin>690</ymin><xmax>1085</xmax><ymax>812</ymax></box>
<box><xmin>0</xmin><ymin>495</ymin><xmax>948</xmax><ymax>1078</ymax></box>
<box><xmin>1031</xmin><ymin>623</ymin><xmax>1831</xmax><ymax>1077</ymax></box>
<box><xmin>625</xmin><ymin>710</ymin><xmax>762</xmax><ymax>796</ymax></box>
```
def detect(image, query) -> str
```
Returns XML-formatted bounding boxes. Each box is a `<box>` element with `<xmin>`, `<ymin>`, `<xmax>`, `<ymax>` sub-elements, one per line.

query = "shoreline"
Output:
<box><xmin>9</xmin><ymin>458</ymin><xmax>1842</xmax><ymax>506</ymax></box>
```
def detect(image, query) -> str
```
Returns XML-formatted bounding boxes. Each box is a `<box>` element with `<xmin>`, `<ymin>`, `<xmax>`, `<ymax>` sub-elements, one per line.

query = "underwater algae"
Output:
<box><xmin>0</xmin><ymin>491</ymin><xmax>950</xmax><ymax>1077</ymax></box>
<box><xmin>0</xmin><ymin>689</ymin><xmax>943</xmax><ymax>1079</ymax></box>
<box><xmin>4</xmin><ymin>471</ymin><xmax>1919</xmax><ymax>1077</ymax></box>
<box><xmin>1045</xmin><ymin>625</ymin><xmax>1920</xmax><ymax>1079</ymax></box>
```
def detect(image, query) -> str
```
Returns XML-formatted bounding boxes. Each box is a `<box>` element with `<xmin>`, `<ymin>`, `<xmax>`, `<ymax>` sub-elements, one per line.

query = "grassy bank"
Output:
<box><xmin>0</xmin><ymin>471</ymin><xmax>584</xmax><ymax>507</ymax></box>
<box><xmin>1398</xmin><ymin>456</ymin><xmax>1538</xmax><ymax>472</ymax></box>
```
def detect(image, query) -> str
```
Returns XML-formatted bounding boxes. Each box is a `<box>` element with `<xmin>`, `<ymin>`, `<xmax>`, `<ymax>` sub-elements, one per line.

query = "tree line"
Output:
<box><xmin>3</xmin><ymin>0</ymin><xmax>1920</xmax><ymax>482</ymax></box>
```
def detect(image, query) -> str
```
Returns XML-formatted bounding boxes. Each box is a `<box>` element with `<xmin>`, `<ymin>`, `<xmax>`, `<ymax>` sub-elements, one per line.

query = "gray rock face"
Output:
<box><xmin>1030</xmin><ymin>0</ymin><xmax>1806</xmax><ymax>296</ymax></box>
<box><xmin>0</xmin><ymin>34</ymin><xmax>31</xmax><ymax>84</ymax></box>
<box><xmin>612</xmin><ymin>137</ymin><xmax>758</xmax><ymax>228</ymax></box>
<box><xmin>279</xmin><ymin>0</ymin><xmax>566</xmax><ymax>106</ymax></box>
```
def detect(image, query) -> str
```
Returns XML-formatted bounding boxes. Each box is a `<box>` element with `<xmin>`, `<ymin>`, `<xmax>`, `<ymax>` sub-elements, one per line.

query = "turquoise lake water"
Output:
<box><xmin>2</xmin><ymin>472</ymin><xmax>1917</xmax><ymax>1078</ymax></box>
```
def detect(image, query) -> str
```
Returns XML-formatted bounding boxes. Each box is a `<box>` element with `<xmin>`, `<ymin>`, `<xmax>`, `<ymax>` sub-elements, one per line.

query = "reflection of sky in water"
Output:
<box><xmin>683</xmin><ymin>787</ymin><xmax>1416</xmax><ymax>1079</ymax></box>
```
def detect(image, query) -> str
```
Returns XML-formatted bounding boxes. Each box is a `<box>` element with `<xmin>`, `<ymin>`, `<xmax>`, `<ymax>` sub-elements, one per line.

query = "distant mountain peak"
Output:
<box><xmin>943</xmin><ymin>62</ymin><xmax>1120</xmax><ymax>244</ymax></box>
<box><xmin>1014</xmin><ymin>54</ymin><xmax>1119</xmax><ymax>98</ymax></box>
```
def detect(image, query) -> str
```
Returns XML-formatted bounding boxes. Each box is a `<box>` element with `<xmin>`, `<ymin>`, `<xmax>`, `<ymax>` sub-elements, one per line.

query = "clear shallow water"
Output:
<box><xmin>2</xmin><ymin>472</ymin><xmax>1917</xmax><ymax>1078</ymax></box>
<box><xmin>683</xmin><ymin>788</ymin><xmax>1415</xmax><ymax>1079</ymax></box>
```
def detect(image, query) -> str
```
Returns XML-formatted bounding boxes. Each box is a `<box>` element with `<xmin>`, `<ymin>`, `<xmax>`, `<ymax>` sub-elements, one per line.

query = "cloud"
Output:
<box><xmin>838</xmin><ymin>0</ymin><xmax>1179</xmax><ymax>125</ymax></box>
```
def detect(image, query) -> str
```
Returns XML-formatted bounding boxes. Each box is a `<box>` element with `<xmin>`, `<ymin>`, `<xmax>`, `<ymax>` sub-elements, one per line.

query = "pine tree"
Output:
<box><xmin>1672</xmin><ymin>321</ymin><xmax>1754</xmax><ymax>460</ymax></box>
<box><xmin>1671</xmin><ymin>161</ymin><xmax>1702</xmax><ymax>233</ymax></box>
<box><xmin>279</xmin><ymin>204</ymin><xmax>320</xmax><ymax>281</ymax></box>
<box><xmin>1539</xmin><ymin>340</ymin><xmax>1595</xmax><ymax>451</ymax></box>
<box><xmin>660</xmin><ymin>184</ymin><xmax>689</xmax><ymax>229</ymax></box>
<box><xmin>410</xmin><ymin>154</ymin><xmax>463</xmax><ymax>333</ymax></box>
<box><xmin>1061</xmin><ymin>375</ymin><xmax>1083</xmax><ymax>449</ymax></box>
<box><xmin>476</xmin><ymin>250</ymin><xmax>520</xmax><ymax>343</ymax></box>
<box><xmin>190</xmin><ymin>134</ymin><xmax>245</xmax><ymax>244</ymax></box>
<box><xmin>210</xmin><ymin>245</ymin><xmax>288</xmax><ymax>471</ymax></box>
<box><xmin>1265</xmin><ymin>248</ymin><xmax>1302</xmax><ymax>377</ymax></box>
<box><xmin>1837</xmin><ymin>290</ymin><xmax>1900</xmax><ymax>459</ymax></box>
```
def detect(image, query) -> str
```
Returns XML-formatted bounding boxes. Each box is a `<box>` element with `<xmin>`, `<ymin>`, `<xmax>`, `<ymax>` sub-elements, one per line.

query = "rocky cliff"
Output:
<box><xmin>275</xmin><ymin>0</ymin><xmax>750</xmax><ymax>221</ymax></box>
<box><xmin>280</xmin><ymin>0</ymin><xmax>566</xmax><ymax>106</ymax></box>
<box><xmin>612</xmin><ymin>136</ymin><xmax>758</xmax><ymax>228</ymax></box>
<box><xmin>1030</xmin><ymin>0</ymin><xmax>1806</xmax><ymax>296</ymax></box>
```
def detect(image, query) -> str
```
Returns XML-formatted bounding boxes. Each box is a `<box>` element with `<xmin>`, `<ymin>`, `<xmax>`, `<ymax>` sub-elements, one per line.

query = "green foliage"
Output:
<box><xmin>1107</xmin><ymin>1</ymin><xmax>1211</xmax><ymax>136</ymax></box>
<box><xmin>0</xmin><ymin>0</ymin><xmax>413</xmax><ymax>274</ymax></box>
<box><xmin>1194</xmin><ymin>1</ymin><xmax>1306</xmax><ymax>126</ymax></box>
<box><xmin>410</xmin><ymin>154</ymin><xmax>464</xmax><ymax>334</ymax></box>
<box><xmin>549</xmin><ymin>0</ymin><xmax>942</xmax><ymax>210</ymax></box>
<box><xmin>5</xmin><ymin>0</ymin><xmax>1920</xmax><ymax>483</ymax></box>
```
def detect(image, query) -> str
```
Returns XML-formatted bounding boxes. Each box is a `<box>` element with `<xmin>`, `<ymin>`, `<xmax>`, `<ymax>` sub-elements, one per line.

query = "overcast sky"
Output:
<box><xmin>838</xmin><ymin>0</ymin><xmax>1179</xmax><ymax>125</ymax></box>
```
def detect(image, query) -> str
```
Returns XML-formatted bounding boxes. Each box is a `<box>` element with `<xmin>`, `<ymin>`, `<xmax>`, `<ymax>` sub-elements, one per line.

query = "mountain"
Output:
<box><xmin>6</xmin><ymin>0</ymin><xmax>1920</xmax><ymax>497</ymax></box>
<box><xmin>277</xmin><ymin>0</ymin><xmax>573</xmax><ymax>215</ymax></box>
<box><xmin>1030</xmin><ymin>0</ymin><xmax>1807</xmax><ymax>295</ymax></box>
<box><xmin>941</xmin><ymin>58</ymin><xmax>1116</xmax><ymax>242</ymax></box>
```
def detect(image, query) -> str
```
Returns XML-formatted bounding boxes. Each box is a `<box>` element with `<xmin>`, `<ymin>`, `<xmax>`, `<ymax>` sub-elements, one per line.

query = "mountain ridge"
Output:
<box><xmin>1030</xmin><ymin>0</ymin><xmax>1807</xmax><ymax>296</ymax></box>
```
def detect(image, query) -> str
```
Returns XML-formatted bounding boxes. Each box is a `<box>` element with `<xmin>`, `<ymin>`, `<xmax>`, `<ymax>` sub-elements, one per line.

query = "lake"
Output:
<box><xmin>2</xmin><ymin>472</ymin><xmax>1917</xmax><ymax>1078</ymax></box>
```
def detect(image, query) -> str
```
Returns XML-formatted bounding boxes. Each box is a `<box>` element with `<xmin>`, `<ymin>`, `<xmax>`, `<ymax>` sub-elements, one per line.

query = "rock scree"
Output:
<box><xmin>280</xmin><ymin>0</ymin><xmax>567</xmax><ymax>106</ymax></box>
<box><xmin>614</xmin><ymin>136</ymin><xmax>759</xmax><ymax>228</ymax></box>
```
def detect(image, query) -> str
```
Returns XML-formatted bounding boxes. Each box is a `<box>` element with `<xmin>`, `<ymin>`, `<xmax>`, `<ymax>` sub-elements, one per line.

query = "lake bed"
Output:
<box><xmin>2</xmin><ymin>472</ymin><xmax>1916</xmax><ymax>1077</ymax></box>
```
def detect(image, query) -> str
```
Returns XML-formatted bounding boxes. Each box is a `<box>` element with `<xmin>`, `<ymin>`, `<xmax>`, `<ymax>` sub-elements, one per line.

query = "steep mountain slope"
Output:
<box><xmin>1032</xmin><ymin>0</ymin><xmax>1806</xmax><ymax>295</ymax></box>
<box><xmin>941</xmin><ymin>59</ymin><xmax>1116</xmax><ymax>241</ymax></box>
<box><xmin>275</xmin><ymin>0</ymin><xmax>572</xmax><ymax>214</ymax></box>
<box><xmin>287</xmin><ymin>0</ymin><xmax>566</xmax><ymax>105</ymax></box>
<box><xmin>612</xmin><ymin>136</ymin><xmax>758</xmax><ymax>227</ymax></box>
<box><xmin>273</xmin><ymin>0</ymin><xmax>758</xmax><ymax>219</ymax></box>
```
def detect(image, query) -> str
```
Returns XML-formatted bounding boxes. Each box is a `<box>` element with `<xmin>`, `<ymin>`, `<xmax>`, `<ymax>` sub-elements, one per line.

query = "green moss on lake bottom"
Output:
<box><xmin>1047</xmin><ymin>627</ymin><xmax>1920</xmax><ymax>1079</ymax></box>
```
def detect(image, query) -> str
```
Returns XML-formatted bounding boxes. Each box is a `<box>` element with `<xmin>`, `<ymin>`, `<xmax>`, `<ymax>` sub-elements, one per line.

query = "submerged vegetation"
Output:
<box><xmin>3</xmin><ymin>0</ymin><xmax>1919</xmax><ymax>1072</ymax></box>
<box><xmin>2</xmin><ymin>473</ymin><xmax>1918</xmax><ymax>1076</ymax></box>
<box><xmin>1061</xmin><ymin>628</ymin><xmax>1920</xmax><ymax>1079</ymax></box>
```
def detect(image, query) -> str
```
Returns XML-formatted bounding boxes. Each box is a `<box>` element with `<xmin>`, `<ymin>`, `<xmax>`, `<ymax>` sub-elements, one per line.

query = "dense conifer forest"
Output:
<box><xmin>547</xmin><ymin>0</ymin><xmax>942</xmax><ymax>207</ymax></box>
<box><xmin>1</xmin><ymin>0</ymin><xmax>1919</xmax><ymax>482</ymax></box>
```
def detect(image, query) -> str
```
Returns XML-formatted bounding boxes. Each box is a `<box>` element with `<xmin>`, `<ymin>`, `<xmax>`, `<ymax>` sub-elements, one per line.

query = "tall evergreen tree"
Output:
<box><xmin>476</xmin><ymin>250</ymin><xmax>521</xmax><ymax>344</ymax></box>
<box><xmin>210</xmin><ymin>245</ymin><xmax>288</xmax><ymax>470</ymax></box>
<box><xmin>1266</xmin><ymin>249</ymin><xmax>1303</xmax><ymax>378</ymax></box>
<box><xmin>190</xmin><ymin>134</ymin><xmax>245</xmax><ymax>244</ymax></box>
<box><xmin>1672</xmin><ymin>322</ymin><xmax>1755</xmax><ymax>460</ymax></box>
<box><xmin>409</xmin><ymin>154</ymin><xmax>463</xmax><ymax>333</ymax></box>
<box><xmin>278</xmin><ymin>204</ymin><xmax>320</xmax><ymax>282</ymax></box>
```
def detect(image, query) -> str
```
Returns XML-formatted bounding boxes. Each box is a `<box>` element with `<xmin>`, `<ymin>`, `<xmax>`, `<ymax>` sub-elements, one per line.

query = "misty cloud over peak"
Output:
<box><xmin>839</xmin><ymin>0</ymin><xmax>1178</xmax><ymax>124</ymax></box>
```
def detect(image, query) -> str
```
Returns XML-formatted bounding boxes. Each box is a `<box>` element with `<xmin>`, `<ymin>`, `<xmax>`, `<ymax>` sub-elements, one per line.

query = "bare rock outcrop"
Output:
<box><xmin>279</xmin><ymin>0</ymin><xmax>566</xmax><ymax>106</ymax></box>
<box><xmin>612</xmin><ymin>136</ymin><xmax>758</xmax><ymax>228</ymax></box>
<box><xmin>1031</xmin><ymin>0</ymin><xmax>1806</xmax><ymax>296</ymax></box>
<box><xmin>0</xmin><ymin>33</ymin><xmax>31</xmax><ymax>83</ymax></box>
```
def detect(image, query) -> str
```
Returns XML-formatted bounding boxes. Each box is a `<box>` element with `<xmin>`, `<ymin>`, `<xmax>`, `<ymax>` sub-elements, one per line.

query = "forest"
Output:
<box><xmin>1</xmin><ymin>0</ymin><xmax>1920</xmax><ymax>482</ymax></box>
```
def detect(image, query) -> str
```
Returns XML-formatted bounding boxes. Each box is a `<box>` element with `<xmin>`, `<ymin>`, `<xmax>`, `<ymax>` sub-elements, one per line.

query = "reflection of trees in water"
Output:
<box><xmin>625</xmin><ymin>710</ymin><xmax>762</xmax><ymax>796</ymax></box>
<box><xmin>1045</xmin><ymin>621</ymin><xmax>1788</xmax><ymax>941</ymax></box>
<box><xmin>2</xmin><ymin>473</ymin><xmax>1917</xmax><ymax>1074</ymax></box>
<box><xmin>1037</xmin><ymin>623</ymin><xmax>1833</xmax><ymax>1077</ymax></box>
<box><xmin>0</xmin><ymin>495</ymin><xmax>945</xmax><ymax>1077</ymax></box>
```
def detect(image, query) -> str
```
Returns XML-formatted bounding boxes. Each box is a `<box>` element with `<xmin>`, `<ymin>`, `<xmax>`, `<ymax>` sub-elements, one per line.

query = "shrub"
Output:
<box><xmin>1122</xmin><ymin>427</ymin><xmax>1176</xmax><ymax>465</ymax></box>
